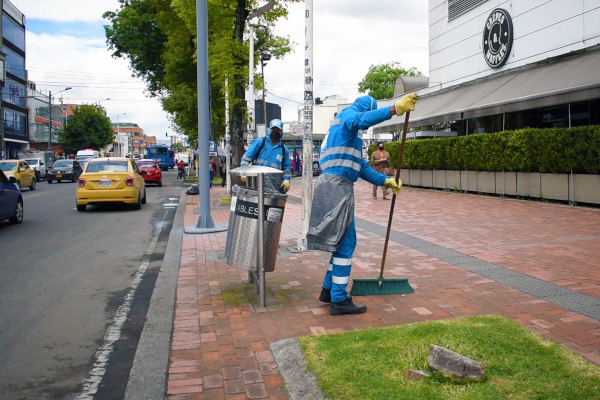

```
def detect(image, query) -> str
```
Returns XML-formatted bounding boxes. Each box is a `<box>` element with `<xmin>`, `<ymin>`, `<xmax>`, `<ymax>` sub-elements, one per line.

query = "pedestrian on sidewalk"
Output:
<box><xmin>370</xmin><ymin>141</ymin><xmax>392</xmax><ymax>199</ymax></box>
<box><xmin>307</xmin><ymin>93</ymin><xmax>418</xmax><ymax>315</ymax></box>
<box><xmin>220</xmin><ymin>159</ymin><xmax>226</xmax><ymax>187</ymax></box>
<box><xmin>240</xmin><ymin>119</ymin><xmax>291</xmax><ymax>193</ymax></box>
<box><xmin>209</xmin><ymin>158</ymin><xmax>217</xmax><ymax>188</ymax></box>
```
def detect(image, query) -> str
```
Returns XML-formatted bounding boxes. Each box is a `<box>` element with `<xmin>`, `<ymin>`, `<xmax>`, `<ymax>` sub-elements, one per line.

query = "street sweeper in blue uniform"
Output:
<box><xmin>307</xmin><ymin>93</ymin><xmax>418</xmax><ymax>315</ymax></box>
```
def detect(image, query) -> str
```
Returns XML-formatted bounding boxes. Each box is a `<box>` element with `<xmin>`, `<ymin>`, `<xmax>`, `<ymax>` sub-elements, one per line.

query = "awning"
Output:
<box><xmin>4</xmin><ymin>138</ymin><xmax>29</xmax><ymax>144</ymax></box>
<box><xmin>374</xmin><ymin>49</ymin><xmax>600</xmax><ymax>133</ymax></box>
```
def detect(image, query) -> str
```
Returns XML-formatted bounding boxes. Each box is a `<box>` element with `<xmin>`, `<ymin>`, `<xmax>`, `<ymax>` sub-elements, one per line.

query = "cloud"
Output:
<box><xmin>14</xmin><ymin>0</ymin><xmax>119</xmax><ymax>22</ymax></box>
<box><xmin>12</xmin><ymin>0</ymin><xmax>175</xmax><ymax>139</ymax></box>
<box><xmin>12</xmin><ymin>0</ymin><xmax>430</xmax><ymax>135</ymax></box>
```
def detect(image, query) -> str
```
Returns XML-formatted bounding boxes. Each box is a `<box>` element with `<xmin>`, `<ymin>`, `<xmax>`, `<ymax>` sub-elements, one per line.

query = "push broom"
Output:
<box><xmin>350</xmin><ymin>112</ymin><xmax>414</xmax><ymax>296</ymax></box>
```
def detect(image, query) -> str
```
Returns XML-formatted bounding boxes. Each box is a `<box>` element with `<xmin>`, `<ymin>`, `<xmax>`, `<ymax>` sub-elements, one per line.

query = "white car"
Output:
<box><xmin>22</xmin><ymin>158</ymin><xmax>47</xmax><ymax>181</ymax></box>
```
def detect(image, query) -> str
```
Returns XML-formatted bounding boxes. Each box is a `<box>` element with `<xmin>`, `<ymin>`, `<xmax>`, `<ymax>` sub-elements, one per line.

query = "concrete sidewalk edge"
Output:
<box><xmin>124</xmin><ymin>191</ymin><xmax>186</xmax><ymax>399</ymax></box>
<box><xmin>270</xmin><ymin>338</ymin><xmax>328</xmax><ymax>400</ymax></box>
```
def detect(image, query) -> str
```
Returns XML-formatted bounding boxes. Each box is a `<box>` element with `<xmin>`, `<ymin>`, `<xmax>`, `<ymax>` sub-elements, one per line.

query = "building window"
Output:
<box><xmin>2</xmin><ymin>78</ymin><xmax>26</xmax><ymax>107</ymax></box>
<box><xmin>4</xmin><ymin>109</ymin><xmax>26</xmax><ymax>136</ymax></box>
<box><xmin>2</xmin><ymin>13</ymin><xmax>25</xmax><ymax>51</ymax></box>
<box><xmin>2</xmin><ymin>46</ymin><xmax>25</xmax><ymax>79</ymax></box>
<box><xmin>448</xmin><ymin>0</ymin><xmax>489</xmax><ymax>22</ymax></box>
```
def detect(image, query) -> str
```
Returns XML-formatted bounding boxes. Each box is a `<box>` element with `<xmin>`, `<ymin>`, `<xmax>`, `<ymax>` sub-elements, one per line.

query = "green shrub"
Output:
<box><xmin>368</xmin><ymin>126</ymin><xmax>600</xmax><ymax>174</ymax></box>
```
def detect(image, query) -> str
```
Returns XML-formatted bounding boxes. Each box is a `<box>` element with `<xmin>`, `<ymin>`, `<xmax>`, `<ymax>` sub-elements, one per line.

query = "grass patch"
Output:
<box><xmin>298</xmin><ymin>315</ymin><xmax>600</xmax><ymax>400</ymax></box>
<box><xmin>219</xmin><ymin>197</ymin><xmax>231</xmax><ymax>206</ymax></box>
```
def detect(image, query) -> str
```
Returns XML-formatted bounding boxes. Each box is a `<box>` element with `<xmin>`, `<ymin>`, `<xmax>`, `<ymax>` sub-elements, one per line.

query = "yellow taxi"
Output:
<box><xmin>76</xmin><ymin>157</ymin><xmax>147</xmax><ymax>211</ymax></box>
<box><xmin>0</xmin><ymin>159</ymin><xmax>36</xmax><ymax>191</ymax></box>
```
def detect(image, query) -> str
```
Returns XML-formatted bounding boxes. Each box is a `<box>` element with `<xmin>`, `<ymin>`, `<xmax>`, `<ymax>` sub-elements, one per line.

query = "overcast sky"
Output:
<box><xmin>11</xmin><ymin>0</ymin><xmax>429</xmax><ymax>138</ymax></box>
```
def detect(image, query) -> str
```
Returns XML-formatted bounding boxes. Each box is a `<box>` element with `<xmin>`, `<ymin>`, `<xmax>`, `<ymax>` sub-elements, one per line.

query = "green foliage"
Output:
<box><xmin>375</xmin><ymin>126</ymin><xmax>600</xmax><ymax>174</ymax></box>
<box><xmin>358</xmin><ymin>62</ymin><xmax>423</xmax><ymax>100</ymax></box>
<box><xmin>59</xmin><ymin>105</ymin><xmax>114</xmax><ymax>154</ymax></box>
<box><xmin>103</xmin><ymin>0</ymin><xmax>301</xmax><ymax>157</ymax></box>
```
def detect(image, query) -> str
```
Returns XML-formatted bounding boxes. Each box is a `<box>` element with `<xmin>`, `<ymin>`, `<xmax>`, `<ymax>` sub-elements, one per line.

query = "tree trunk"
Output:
<box><xmin>230</xmin><ymin>0</ymin><xmax>249</xmax><ymax>169</ymax></box>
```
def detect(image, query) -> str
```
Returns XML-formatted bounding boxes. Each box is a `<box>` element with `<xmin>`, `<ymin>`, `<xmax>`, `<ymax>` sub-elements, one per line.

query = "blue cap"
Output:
<box><xmin>269</xmin><ymin>119</ymin><xmax>283</xmax><ymax>130</ymax></box>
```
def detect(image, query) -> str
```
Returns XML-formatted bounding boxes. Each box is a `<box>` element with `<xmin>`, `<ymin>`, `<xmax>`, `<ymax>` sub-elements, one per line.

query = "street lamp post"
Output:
<box><xmin>247</xmin><ymin>24</ymin><xmax>266</xmax><ymax>143</ymax></box>
<box><xmin>259</xmin><ymin>52</ymin><xmax>271</xmax><ymax>132</ymax></box>
<box><xmin>48</xmin><ymin>87</ymin><xmax>71</xmax><ymax>154</ymax></box>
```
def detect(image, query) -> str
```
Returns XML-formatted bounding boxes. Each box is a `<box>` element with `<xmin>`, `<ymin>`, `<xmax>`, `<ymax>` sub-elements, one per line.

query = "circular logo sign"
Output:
<box><xmin>482</xmin><ymin>8</ymin><xmax>513</xmax><ymax>68</ymax></box>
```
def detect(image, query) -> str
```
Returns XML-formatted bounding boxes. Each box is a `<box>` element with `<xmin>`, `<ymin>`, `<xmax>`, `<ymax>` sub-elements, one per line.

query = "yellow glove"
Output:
<box><xmin>395</xmin><ymin>93</ymin><xmax>418</xmax><ymax>115</ymax></box>
<box><xmin>240</xmin><ymin>176</ymin><xmax>247</xmax><ymax>185</ymax></box>
<box><xmin>384</xmin><ymin>178</ymin><xmax>402</xmax><ymax>195</ymax></box>
<box><xmin>280</xmin><ymin>180</ymin><xmax>290</xmax><ymax>193</ymax></box>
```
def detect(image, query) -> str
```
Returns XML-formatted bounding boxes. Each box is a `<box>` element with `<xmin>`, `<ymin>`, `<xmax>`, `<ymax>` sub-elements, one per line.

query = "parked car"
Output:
<box><xmin>76</xmin><ymin>157</ymin><xmax>147</xmax><ymax>211</ymax></box>
<box><xmin>0</xmin><ymin>160</ymin><xmax>36</xmax><ymax>191</ymax></box>
<box><xmin>135</xmin><ymin>159</ymin><xmax>163</xmax><ymax>186</ymax></box>
<box><xmin>0</xmin><ymin>169</ymin><xmax>23</xmax><ymax>224</ymax></box>
<box><xmin>22</xmin><ymin>157</ymin><xmax>47</xmax><ymax>181</ymax></box>
<box><xmin>47</xmin><ymin>160</ymin><xmax>83</xmax><ymax>183</ymax></box>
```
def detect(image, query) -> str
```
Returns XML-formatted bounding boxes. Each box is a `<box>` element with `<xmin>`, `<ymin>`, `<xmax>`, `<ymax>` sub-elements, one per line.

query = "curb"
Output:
<box><xmin>124</xmin><ymin>192</ymin><xmax>186</xmax><ymax>399</ymax></box>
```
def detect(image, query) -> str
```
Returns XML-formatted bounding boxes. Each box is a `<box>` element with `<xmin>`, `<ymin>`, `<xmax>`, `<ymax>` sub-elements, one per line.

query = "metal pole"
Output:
<box><xmin>225</xmin><ymin>78</ymin><xmax>231</xmax><ymax>194</ymax></box>
<box><xmin>298</xmin><ymin>0</ymin><xmax>314</xmax><ymax>250</ymax></box>
<box><xmin>261</xmin><ymin>59</ymin><xmax>267</xmax><ymax>132</ymax></box>
<box><xmin>195</xmin><ymin>0</ymin><xmax>215</xmax><ymax>229</ymax></box>
<box><xmin>248</xmin><ymin>24</ymin><xmax>256</xmax><ymax>141</ymax></box>
<box><xmin>257</xmin><ymin>172</ymin><xmax>266</xmax><ymax>308</ymax></box>
<box><xmin>48</xmin><ymin>90</ymin><xmax>52</xmax><ymax>154</ymax></box>
<box><xmin>0</xmin><ymin>100</ymin><xmax>4</xmax><ymax>159</ymax></box>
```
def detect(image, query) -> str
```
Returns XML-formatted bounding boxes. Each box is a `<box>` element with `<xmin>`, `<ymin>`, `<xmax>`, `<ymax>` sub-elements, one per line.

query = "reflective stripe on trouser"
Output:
<box><xmin>322</xmin><ymin>218</ymin><xmax>356</xmax><ymax>302</ymax></box>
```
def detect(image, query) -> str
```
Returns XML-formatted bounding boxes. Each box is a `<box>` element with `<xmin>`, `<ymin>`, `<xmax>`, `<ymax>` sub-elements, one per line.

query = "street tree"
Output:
<box><xmin>358</xmin><ymin>62</ymin><xmax>423</xmax><ymax>100</ymax></box>
<box><xmin>104</xmin><ymin>0</ymin><xmax>299</xmax><ymax>167</ymax></box>
<box><xmin>58</xmin><ymin>105</ymin><xmax>114</xmax><ymax>154</ymax></box>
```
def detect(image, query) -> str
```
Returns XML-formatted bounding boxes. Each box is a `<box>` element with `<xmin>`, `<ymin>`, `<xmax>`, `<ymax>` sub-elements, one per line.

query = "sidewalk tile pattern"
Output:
<box><xmin>167</xmin><ymin>179</ymin><xmax>600</xmax><ymax>399</ymax></box>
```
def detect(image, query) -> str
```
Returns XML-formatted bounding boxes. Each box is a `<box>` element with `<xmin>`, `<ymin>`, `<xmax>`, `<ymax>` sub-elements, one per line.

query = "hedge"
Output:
<box><xmin>369</xmin><ymin>126</ymin><xmax>600</xmax><ymax>174</ymax></box>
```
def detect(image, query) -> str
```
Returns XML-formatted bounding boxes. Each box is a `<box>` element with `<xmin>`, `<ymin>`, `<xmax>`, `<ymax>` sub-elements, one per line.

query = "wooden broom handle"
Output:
<box><xmin>380</xmin><ymin>111</ymin><xmax>410</xmax><ymax>278</ymax></box>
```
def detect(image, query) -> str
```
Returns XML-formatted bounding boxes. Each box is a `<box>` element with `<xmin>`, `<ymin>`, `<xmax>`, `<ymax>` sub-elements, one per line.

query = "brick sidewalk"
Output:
<box><xmin>167</xmin><ymin>179</ymin><xmax>600</xmax><ymax>399</ymax></box>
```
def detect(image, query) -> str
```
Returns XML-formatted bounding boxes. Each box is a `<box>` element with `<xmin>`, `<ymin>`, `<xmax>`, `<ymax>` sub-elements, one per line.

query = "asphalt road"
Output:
<box><xmin>0</xmin><ymin>167</ymin><xmax>184</xmax><ymax>399</ymax></box>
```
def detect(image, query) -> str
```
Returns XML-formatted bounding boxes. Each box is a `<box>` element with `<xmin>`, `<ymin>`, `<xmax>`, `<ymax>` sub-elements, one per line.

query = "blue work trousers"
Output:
<box><xmin>322</xmin><ymin>217</ymin><xmax>356</xmax><ymax>302</ymax></box>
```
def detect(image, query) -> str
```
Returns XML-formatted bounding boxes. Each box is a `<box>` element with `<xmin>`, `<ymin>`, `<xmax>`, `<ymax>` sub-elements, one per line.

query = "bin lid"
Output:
<box><xmin>230</xmin><ymin>165</ymin><xmax>284</xmax><ymax>177</ymax></box>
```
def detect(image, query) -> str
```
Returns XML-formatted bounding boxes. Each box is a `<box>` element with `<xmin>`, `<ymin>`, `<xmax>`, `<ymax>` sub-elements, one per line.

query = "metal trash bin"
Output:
<box><xmin>225</xmin><ymin>186</ymin><xmax>287</xmax><ymax>272</ymax></box>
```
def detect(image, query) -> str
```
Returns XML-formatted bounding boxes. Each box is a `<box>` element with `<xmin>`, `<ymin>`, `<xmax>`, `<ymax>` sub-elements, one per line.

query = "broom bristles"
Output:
<box><xmin>350</xmin><ymin>278</ymin><xmax>414</xmax><ymax>296</ymax></box>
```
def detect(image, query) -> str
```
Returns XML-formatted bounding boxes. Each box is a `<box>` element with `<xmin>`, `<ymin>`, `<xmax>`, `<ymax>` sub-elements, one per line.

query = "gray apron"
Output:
<box><xmin>307</xmin><ymin>174</ymin><xmax>354</xmax><ymax>253</ymax></box>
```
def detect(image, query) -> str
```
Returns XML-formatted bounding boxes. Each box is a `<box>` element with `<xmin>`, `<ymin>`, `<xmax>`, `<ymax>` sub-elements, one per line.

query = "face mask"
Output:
<box><xmin>271</xmin><ymin>131</ymin><xmax>281</xmax><ymax>140</ymax></box>
<box><xmin>378</xmin><ymin>145</ymin><xmax>384</xmax><ymax>149</ymax></box>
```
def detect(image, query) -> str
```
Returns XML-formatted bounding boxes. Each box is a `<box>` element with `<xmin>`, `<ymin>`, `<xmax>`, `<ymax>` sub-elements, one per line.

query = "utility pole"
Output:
<box><xmin>298</xmin><ymin>0</ymin><xmax>314</xmax><ymax>250</ymax></box>
<box><xmin>47</xmin><ymin>90</ymin><xmax>52</xmax><ymax>153</ymax></box>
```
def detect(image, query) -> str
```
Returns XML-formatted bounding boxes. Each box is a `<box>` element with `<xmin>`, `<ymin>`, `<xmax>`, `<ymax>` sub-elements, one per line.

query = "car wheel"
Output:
<box><xmin>133</xmin><ymin>192</ymin><xmax>142</xmax><ymax>210</ymax></box>
<box><xmin>57</xmin><ymin>180</ymin><xmax>62</xmax><ymax>183</ymax></box>
<box><xmin>9</xmin><ymin>198</ymin><xmax>24</xmax><ymax>224</ymax></box>
<box><xmin>142</xmin><ymin>188</ymin><xmax>147</xmax><ymax>204</ymax></box>
<box><xmin>30</xmin><ymin>178</ymin><xmax>36</xmax><ymax>190</ymax></box>
<box><xmin>35</xmin><ymin>171</ymin><xmax>41</xmax><ymax>182</ymax></box>
<box><xmin>158</xmin><ymin>181</ymin><xmax>162</xmax><ymax>187</ymax></box>
<box><xmin>47</xmin><ymin>179</ymin><xmax>52</xmax><ymax>184</ymax></box>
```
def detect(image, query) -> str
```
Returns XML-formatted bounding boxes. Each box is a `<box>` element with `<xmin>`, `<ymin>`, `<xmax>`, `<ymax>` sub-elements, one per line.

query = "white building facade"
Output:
<box><xmin>374</xmin><ymin>0</ymin><xmax>600</xmax><ymax>137</ymax></box>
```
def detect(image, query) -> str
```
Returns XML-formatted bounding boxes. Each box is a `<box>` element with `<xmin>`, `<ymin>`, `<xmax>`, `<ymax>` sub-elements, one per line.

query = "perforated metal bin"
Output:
<box><xmin>225</xmin><ymin>186</ymin><xmax>287</xmax><ymax>272</ymax></box>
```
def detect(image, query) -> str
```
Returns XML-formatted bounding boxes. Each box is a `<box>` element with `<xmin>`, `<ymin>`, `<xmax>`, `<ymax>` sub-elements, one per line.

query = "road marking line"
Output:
<box><xmin>76</xmin><ymin>227</ymin><xmax>161</xmax><ymax>398</ymax></box>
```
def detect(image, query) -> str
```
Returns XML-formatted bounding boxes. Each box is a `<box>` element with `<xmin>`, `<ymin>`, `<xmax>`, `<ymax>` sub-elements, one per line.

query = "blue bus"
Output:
<box><xmin>147</xmin><ymin>145</ymin><xmax>170</xmax><ymax>171</ymax></box>
<box><xmin>168</xmin><ymin>149</ymin><xmax>175</xmax><ymax>169</ymax></box>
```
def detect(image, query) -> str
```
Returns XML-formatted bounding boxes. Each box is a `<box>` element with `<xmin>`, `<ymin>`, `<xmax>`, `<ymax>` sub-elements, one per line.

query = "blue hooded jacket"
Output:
<box><xmin>241</xmin><ymin>132</ymin><xmax>291</xmax><ymax>181</ymax></box>
<box><xmin>319</xmin><ymin>95</ymin><xmax>392</xmax><ymax>185</ymax></box>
